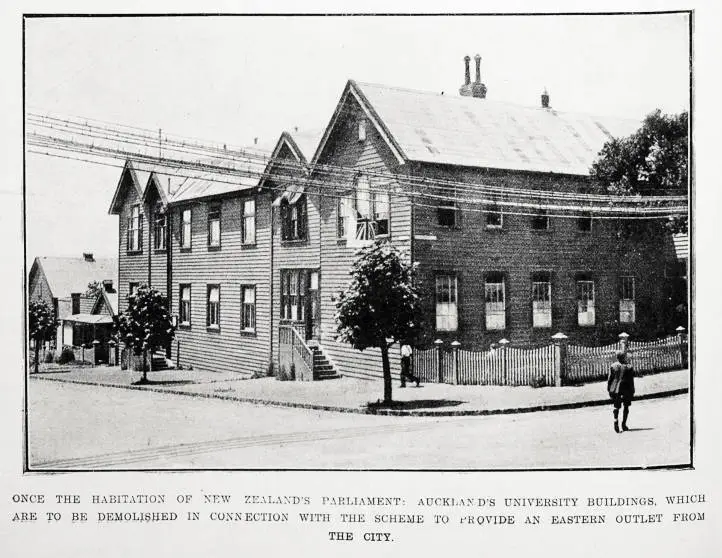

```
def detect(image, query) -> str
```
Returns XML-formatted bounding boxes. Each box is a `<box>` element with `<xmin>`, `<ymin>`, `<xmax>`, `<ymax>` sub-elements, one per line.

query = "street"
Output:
<box><xmin>27</xmin><ymin>380</ymin><xmax>690</xmax><ymax>470</ymax></box>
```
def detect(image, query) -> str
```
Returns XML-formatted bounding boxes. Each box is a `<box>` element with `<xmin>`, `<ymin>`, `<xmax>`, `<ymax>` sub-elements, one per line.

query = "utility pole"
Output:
<box><xmin>158</xmin><ymin>127</ymin><xmax>162</xmax><ymax>160</ymax></box>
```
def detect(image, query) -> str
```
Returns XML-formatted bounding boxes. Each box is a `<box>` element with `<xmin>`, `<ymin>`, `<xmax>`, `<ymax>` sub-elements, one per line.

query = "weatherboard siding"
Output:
<box><xmin>316</xmin><ymin>97</ymin><xmax>411</xmax><ymax>380</ymax></box>
<box><xmin>117</xmin><ymin>180</ymin><xmax>149</xmax><ymax>308</ymax></box>
<box><xmin>169</xmin><ymin>193</ymin><xmax>272</xmax><ymax>376</ymax></box>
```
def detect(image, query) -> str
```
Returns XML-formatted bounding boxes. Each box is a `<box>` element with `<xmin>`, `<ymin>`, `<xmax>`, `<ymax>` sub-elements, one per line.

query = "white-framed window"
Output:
<box><xmin>128</xmin><ymin>282</ymin><xmax>139</xmax><ymax>301</ymax></box>
<box><xmin>154</xmin><ymin>208</ymin><xmax>167</xmax><ymax>251</ymax></box>
<box><xmin>127</xmin><ymin>205</ymin><xmax>143</xmax><ymax>252</ymax></box>
<box><xmin>282</xmin><ymin>196</ymin><xmax>307</xmax><ymax>241</ymax></box>
<box><xmin>531</xmin><ymin>272</ymin><xmax>552</xmax><ymax>328</ymax></box>
<box><xmin>485</xmin><ymin>273</ymin><xmax>506</xmax><ymax>331</ymax></box>
<box><xmin>289</xmin><ymin>270</ymin><xmax>299</xmax><ymax>321</ymax></box>
<box><xmin>241</xmin><ymin>285</ymin><xmax>256</xmax><ymax>332</ymax></box>
<box><xmin>358</xmin><ymin>119</ymin><xmax>367</xmax><ymax>142</ymax></box>
<box><xmin>179</xmin><ymin>284</ymin><xmax>191</xmax><ymax>325</ymax></box>
<box><xmin>242</xmin><ymin>198</ymin><xmax>256</xmax><ymax>245</ymax></box>
<box><xmin>619</xmin><ymin>276</ymin><xmax>636</xmax><ymax>324</ymax></box>
<box><xmin>577</xmin><ymin>279</ymin><xmax>595</xmax><ymax>326</ymax></box>
<box><xmin>344</xmin><ymin>177</ymin><xmax>390</xmax><ymax>243</ymax></box>
<box><xmin>208</xmin><ymin>204</ymin><xmax>221</xmax><ymax>248</ymax></box>
<box><xmin>531</xmin><ymin>210</ymin><xmax>549</xmax><ymax>230</ymax></box>
<box><xmin>207</xmin><ymin>285</ymin><xmax>220</xmax><ymax>328</ymax></box>
<box><xmin>486</xmin><ymin>205</ymin><xmax>503</xmax><ymax>229</ymax></box>
<box><xmin>435</xmin><ymin>274</ymin><xmax>458</xmax><ymax>332</ymax></box>
<box><xmin>181</xmin><ymin>208</ymin><xmax>192</xmax><ymax>249</ymax></box>
<box><xmin>337</xmin><ymin>196</ymin><xmax>350</xmax><ymax>238</ymax></box>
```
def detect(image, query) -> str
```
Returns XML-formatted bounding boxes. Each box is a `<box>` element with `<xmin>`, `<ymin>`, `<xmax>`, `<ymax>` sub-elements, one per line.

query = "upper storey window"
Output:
<box><xmin>338</xmin><ymin>176</ymin><xmax>389</xmax><ymax>244</ymax></box>
<box><xmin>127</xmin><ymin>205</ymin><xmax>143</xmax><ymax>253</ymax></box>
<box><xmin>281</xmin><ymin>195</ymin><xmax>307</xmax><ymax>241</ymax></box>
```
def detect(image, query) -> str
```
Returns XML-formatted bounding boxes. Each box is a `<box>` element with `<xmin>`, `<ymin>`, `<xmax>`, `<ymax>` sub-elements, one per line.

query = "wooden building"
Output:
<box><xmin>109</xmin><ymin>69</ymin><xmax>682</xmax><ymax>381</ymax></box>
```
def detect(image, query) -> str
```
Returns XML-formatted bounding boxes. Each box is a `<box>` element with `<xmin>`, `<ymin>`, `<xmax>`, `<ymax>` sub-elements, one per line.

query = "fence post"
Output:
<box><xmin>676</xmin><ymin>326</ymin><xmax>688</xmax><ymax>368</ymax></box>
<box><xmin>551</xmin><ymin>332</ymin><xmax>568</xmax><ymax>387</ymax></box>
<box><xmin>92</xmin><ymin>339</ymin><xmax>100</xmax><ymax>365</ymax></box>
<box><xmin>108</xmin><ymin>340</ymin><xmax>116</xmax><ymax>366</ymax></box>
<box><xmin>451</xmin><ymin>341</ymin><xmax>461</xmax><ymax>385</ymax></box>
<box><xmin>498</xmin><ymin>338</ymin><xmax>510</xmax><ymax>385</ymax></box>
<box><xmin>434</xmin><ymin>339</ymin><xmax>444</xmax><ymax>383</ymax></box>
<box><xmin>618</xmin><ymin>332</ymin><xmax>630</xmax><ymax>356</ymax></box>
<box><xmin>176</xmin><ymin>340</ymin><xmax>180</xmax><ymax>370</ymax></box>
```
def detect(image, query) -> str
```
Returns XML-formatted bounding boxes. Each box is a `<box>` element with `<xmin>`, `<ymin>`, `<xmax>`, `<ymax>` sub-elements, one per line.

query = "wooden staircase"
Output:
<box><xmin>311</xmin><ymin>345</ymin><xmax>340</xmax><ymax>380</ymax></box>
<box><xmin>150</xmin><ymin>351</ymin><xmax>174</xmax><ymax>371</ymax></box>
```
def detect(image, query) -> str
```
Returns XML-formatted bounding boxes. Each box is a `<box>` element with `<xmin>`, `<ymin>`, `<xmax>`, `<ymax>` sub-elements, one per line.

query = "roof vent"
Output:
<box><xmin>83</xmin><ymin>252</ymin><xmax>94</xmax><ymax>262</ymax></box>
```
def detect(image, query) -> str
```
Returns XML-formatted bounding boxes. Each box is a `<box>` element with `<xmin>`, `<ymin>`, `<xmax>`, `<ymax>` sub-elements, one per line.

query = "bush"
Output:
<box><xmin>529</xmin><ymin>375</ymin><xmax>548</xmax><ymax>389</ymax></box>
<box><xmin>276</xmin><ymin>363</ymin><xmax>296</xmax><ymax>382</ymax></box>
<box><xmin>57</xmin><ymin>346</ymin><xmax>75</xmax><ymax>365</ymax></box>
<box><xmin>44</xmin><ymin>350</ymin><xmax>55</xmax><ymax>363</ymax></box>
<box><xmin>252</xmin><ymin>360</ymin><xmax>275</xmax><ymax>379</ymax></box>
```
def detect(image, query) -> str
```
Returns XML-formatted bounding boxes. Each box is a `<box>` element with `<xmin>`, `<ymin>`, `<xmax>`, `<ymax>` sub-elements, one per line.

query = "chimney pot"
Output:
<box><xmin>541</xmin><ymin>89</ymin><xmax>550</xmax><ymax>108</ymax></box>
<box><xmin>464</xmin><ymin>55</ymin><xmax>471</xmax><ymax>86</ymax></box>
<box><xmin>474</xmin><ymin>54</ymin><xmax>481</xmax><ymax>83</ymax></box>
<box><xmin>83</xmin><ymin>252</ymin><xmax>94</xmax><ymax>262</ymax></box>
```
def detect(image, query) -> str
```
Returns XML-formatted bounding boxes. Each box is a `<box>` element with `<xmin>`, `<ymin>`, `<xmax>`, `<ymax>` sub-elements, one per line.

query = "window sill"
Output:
<box><xmin>207</xmin><ymin>245</ymin><xmax>221</xmax><ymax>252</ymax></box>
<box><xmin>179</xmin><ymin>247</ymin><xmax>192</xmax><ymax>253</ymax></box>
<box><xmin>241</xmin><ymin>242</ymin><xmax>257</xmax><ymax>248</ymax></box>
<box><xmin>206</xmin><ymin>325</ymin><xmax>221</xmax><ymax>332</ymax></box>
<box><xmin>240</xmin><ymin>329</ymin><xmax>257</xmax><ymax>337</ymax></box>
<box><xmin>178</xmin><ymin>323</ymin><xmax>191</xmax><ymax>330</ymax></box>
<box><xmin>281</xmin><ymin>238</ymin><xmax>309</xmax><ymax>246</ymax></box>
<box><xmin>154</xmin><ymin>248</ymin><xmax>167</xmax><ymax>254</ymax></box>
<box><xmin>126</xmin><ymin>250</ymin><xmax>143</xmax><ymax>256</ymax></box>
<box><xmin>434</xmin><ymin>225</ymin><xmax>462</xmax><ymax>231</ymax></box>
<box><xmin>485</xmin><ymin>226</ymin><xmax>505</xmax><ymax>233</ymax></box>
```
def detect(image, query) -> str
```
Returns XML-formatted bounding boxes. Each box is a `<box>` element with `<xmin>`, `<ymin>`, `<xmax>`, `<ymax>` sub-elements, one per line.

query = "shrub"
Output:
<box><xmin>276</xmin><ymin>363</ymin><xmax>296</xmax><ymax>382</ymax></box>
<box><xmin>44</xmin><ymin>350</ymin><xmax>55</xmax><ymax>363</ymax></box>
<box><xmin>529</xmin><ymin>375</ymin><xmax>548</xmax><ymax>389</ymax></box>
<box><xmin>57</xmin><ymin>346</ymin><xmax>75</xmax><ymax>365</ymax></box>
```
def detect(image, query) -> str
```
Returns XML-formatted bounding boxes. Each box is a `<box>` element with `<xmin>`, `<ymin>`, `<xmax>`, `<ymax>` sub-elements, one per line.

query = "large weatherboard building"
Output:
<box><xmin>109</xmin><ymin>62</ymin><xmax>682</xmax><ymax>380</ymax></box>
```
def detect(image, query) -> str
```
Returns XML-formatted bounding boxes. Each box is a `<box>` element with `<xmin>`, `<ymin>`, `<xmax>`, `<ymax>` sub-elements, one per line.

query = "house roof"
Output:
<box><xmin>262</xmin><ymin>129</ymin><xmax>324</xmax><ymax>205</ymax></box>
<box><xmin>314</xmin><ymin>80</ymin><xmax>642</xmax><ymax>176</ymax></box>
<box><xmin>34</xmin><ymin>256</ymin><xmax>117</xmax><ymax>299</ymax></box>
<box><xmin>108</xmin><ymin>160</ymin><xmax>154</xmax><ymax>214</ymax></box>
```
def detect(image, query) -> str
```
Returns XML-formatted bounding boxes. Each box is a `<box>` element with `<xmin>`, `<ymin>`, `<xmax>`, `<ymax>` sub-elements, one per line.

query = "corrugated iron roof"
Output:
<box><xmin>37</xmin><ymin>257</ymin><xmax>117</xmax><ymax>299</ymax></box>
<box><xmin>353</xmin><ymin>81</ymin><xmax>642</xmax><ymax>175</ymax></box>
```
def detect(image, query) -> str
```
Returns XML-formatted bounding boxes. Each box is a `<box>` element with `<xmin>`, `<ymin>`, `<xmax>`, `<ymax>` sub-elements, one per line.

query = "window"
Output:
<box><xmin>531</xmin><ymin>272</ymin><xmax>552</xmax><ymax>328</ymax></box>
<box><xmin>619</xmin><ymin>276</ymin><xmax>636</xmax><ymax>324</ymax></box>
<box><xmin>484</xmin><ymin>273</ymin><xmax>506</xmax><ymax>331</ymax></box>
<box><xmin>71</xmin><ymin>294</ymin><xmax>80</xmax><ymax>315</ymax></box>
<box><xmin>128</xmin><ymin>282</ymin><xmax>139</xmax><ymax>301</ymax></box>
<box><xmin>337</xmin><ymin>196</ymin><xmax>350</xmax><ymax>238</ymax></box>
<box><xmin>358</xmin><ymin>119</ymin><xmax>367</xmax><ymax>142</ymax></box>
<box><xmin>208</xmin><ymin>204</ymin><xmax>221</xmax><ymax>248</ymax></box>
<box><xmin>344</xmin><ymin>177</ymin><xmax>390</xmax><ymax>242</ymax></box>
<box><xmin>181</xmin><ymin>208</ymin><xmax>192</xmax><ymax>249</ymax></box>
<box><xmin>577</xmin><ymin>213</ymin><xmax>592</xmax><ymax>232</ymax></box>
<box><xmin>241</xmin><ymin>286</ymin><xmax>256</xmax><ymax>332</ymax></box>
<box><xmin>207</xmin><ymin>285</ymin><xmax>220</xmax><ymax>328</ymax></box>
<box><xmin>281</xmin><ymin>196</ymin><xmax>307</xmax><ymax>241</ymax></box>
<box><xmin>486</xmin><ymin>205</ymin><xmax>503</xmax><ymax>229</ymax></box>
<box><xmin>435</xmin><ymin>274</ymin><xmax>458</xmax><ymax>332</ymax></box>
<box><xmin>153</xmin><ymin>209</ymin><xmax>167</xmax><ymax>251</ymax></box>
<box><xmin>281</xmin><ymin>270</ymin><xmax>309</xmax><ymax>321</ymax></box>
<box><xmin>531</xmin><ymin>210</ymin><xmax>549</xmax><ymax>230</ymax></box>
<box><xmin>577</xmin><ymin>278</ymin><xmax>595</xmax><ymax>326</ymax></box>
<box><xmin>242</xmin><ymin>198</ymin><xmax>256</xmax><ymax>245</ymax></box>
<box><xmin>127</xmin><ymin>205</ymin><xmax>143</xmax><ymax>252</ymax></box>
<box><xmin>438</xmin><ymin>201</ymin><xmax>458</xmax><ymax>228</ymax></box>
<box><xmin>179</xmin><ymin>284</ymin><xmax>191</xmax><ymax>326</ymax></box>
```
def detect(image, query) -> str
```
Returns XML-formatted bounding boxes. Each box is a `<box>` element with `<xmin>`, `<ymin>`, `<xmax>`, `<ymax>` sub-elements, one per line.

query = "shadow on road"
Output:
<box><xmin>366</xmin><ymin>399</ymin><xmax>465</xmax><ymax>411</ymax></box>
<box><xmin>131</xmin><ymin>380</ymin><xmax>194</xmax><ymax>386</ymax></box>
<box><xmin>623</xmin><ymin>427</ymin><xmax>655</xmax><ymax>432</ymax></box>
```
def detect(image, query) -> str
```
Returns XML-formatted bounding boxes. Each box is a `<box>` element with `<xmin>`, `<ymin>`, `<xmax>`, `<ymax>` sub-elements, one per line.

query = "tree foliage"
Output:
<box><xmin>590</xmin><ymin>109</ymin><xmax>688</xmax><ymax>233</ymax></box>
<box><xmin>115</xmin><ymin>284</ymin><xmax>175</xmax><ymax>366</ymax></box>
<box><xmin>335</xmin><ymin>241</ymin><xmax>422</xmax><ymax>403</ymax></box>
<box><xmin>85</xmin><ymin>281</ymin><xmax>103</xmax><ymax>298</ymax></box>
<box><xmin>29</xmin><ymin>300</ymin><xmax>57</xmax><ymax>373</ymax></box>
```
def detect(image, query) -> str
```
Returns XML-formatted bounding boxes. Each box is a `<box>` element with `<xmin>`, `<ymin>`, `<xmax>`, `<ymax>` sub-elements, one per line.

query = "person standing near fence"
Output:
<box><xmin>607</xmin><ymin>350</ymin><xmax>635</xmax><ymax>432</ymax></box>
<box><xmin>400</xmin><ymin>343</ymin><xmax>420</xmax><ymax>387</ymax></box>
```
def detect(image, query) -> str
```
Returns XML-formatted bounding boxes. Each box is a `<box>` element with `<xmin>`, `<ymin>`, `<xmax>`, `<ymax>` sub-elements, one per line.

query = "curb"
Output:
<box><xmin>30</xmin><ymin>375</ymin><xmax>689</xmax><ymax>417</ymax></box>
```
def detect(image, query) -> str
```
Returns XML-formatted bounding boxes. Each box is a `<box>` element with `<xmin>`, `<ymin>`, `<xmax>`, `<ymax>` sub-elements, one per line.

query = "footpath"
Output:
<box><xmin>30</xmin><ymin>365</ymin><xmax>689</xmax><ymax>417</ymax></box>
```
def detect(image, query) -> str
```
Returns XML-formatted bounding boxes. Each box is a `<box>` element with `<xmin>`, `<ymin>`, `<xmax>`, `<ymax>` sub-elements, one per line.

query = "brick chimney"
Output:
<box><xmin>541</xmin><ymin>89</ymin><xmax>550</xmax><ymax>108</ymax></box>
<box><xmin>471</xmin><ymin>54</ymin><xmax>487</xmax><ymax>99</ymax></box>
<box><xmin>83</xmin><ymin>252</ymin><xmax>94</xmax><ymax>262</ymax></box>
<box><xmin>459</xmin><ymin>55</ymin><xmax>473</xmax><ymax>96</ymax></box>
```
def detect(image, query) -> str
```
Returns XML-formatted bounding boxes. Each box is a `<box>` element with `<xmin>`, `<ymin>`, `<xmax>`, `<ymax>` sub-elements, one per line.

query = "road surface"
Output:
<box><xmin>27</xmin><ymin>380</ymin><xmax>690</xmax><ymax>470</ymax></box>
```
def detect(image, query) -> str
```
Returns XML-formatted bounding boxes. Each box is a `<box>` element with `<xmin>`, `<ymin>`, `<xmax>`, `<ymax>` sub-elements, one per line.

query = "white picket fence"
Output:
<box><xmin>413</xmin><ymin>330</ymin><xmax>687</xmax><ymax>387</ymax></box>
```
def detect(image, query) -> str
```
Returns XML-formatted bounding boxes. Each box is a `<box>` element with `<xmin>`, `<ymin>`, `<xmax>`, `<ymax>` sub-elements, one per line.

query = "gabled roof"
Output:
<box><xmin>32</xmin><ymin>256</ymin><xmax>117</xmax><ymax>299</ymax></box>
<box><xmin>259</xmin><ymin>130</ymin><xmax>324</xmax><ymax>200</ymax></box>
<box><xmin>92</xmin><ymin>290</ymin><xmax>119</xmax><ymax>316</ymax></box>
<box><xmin>313</xmin><ymin>80</ymin><xmax>642</xmax><ymax>176</ymax></box>
<box><xmin>108</xmin><ymin>160</ymin><xmax>153</xmax><ymax>214</ymax></box>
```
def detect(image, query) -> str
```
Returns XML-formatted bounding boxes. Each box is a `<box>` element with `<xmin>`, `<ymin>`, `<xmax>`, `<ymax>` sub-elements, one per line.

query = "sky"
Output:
<box><xmin>24</xmin><ymin>13</ymin><xmax>691</xmax><ymax>263</ymax></box>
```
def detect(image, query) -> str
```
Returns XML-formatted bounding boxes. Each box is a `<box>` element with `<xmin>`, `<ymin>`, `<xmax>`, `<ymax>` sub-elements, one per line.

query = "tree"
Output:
<box><xmin>335</xmin><ymin>240</ymin><xmax>422</xmax><ymax>405</ymax></box>
<box><xmin>115</xmin><ymin>284</ymin><xmax>175</xmax><ymax>383</ymax></box>
<box><xmin>29</xmin><ymin>300</ymin><xmax>57</xmax><ymax>374</ymax></box>
<box><xmin>85</xmin><ymin>281</ymin><xmax>103</xmax><ymax>298</ymax></box>
<box><xmin>590</xmin><ymin>109</ymin><xmax>688</xmax><ymax>233</ymax></box>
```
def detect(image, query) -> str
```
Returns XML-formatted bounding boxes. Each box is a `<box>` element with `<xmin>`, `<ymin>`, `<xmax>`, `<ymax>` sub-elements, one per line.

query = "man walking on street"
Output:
<box><xmin>607</xmin><ymin>350</ymin><xmax>635</xmax><ymax>432</ymax></box>
<box><xmin>400</xmin><ymin>343</ymin><xmax>420</xmax><ymax>388</ymax></box>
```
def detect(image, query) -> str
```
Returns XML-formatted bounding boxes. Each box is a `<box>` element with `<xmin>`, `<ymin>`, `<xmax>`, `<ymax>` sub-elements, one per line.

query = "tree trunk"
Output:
<box><xmin>33</xmin><ymin>341</ymin><xmax>39</xmax><ymax>374</ymax></box>
<box><xmin>381</xmin><ymin>343</ymin><xmax>392</xmax><ymax>404</ymax></box>
<box><xmin>142</xmin><ymin>349</ymin><xmax>148</xmax><ymax>383</ymax></box>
